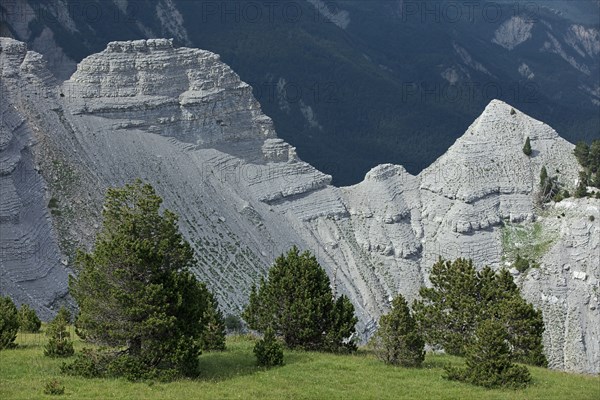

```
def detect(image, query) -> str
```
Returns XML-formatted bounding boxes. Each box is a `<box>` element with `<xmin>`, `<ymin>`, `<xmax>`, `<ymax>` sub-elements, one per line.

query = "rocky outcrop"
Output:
<box><xmin>0</xmin><ymin>38</ymin><xmax>69</xmax><ymax>319</ymax></box>
<box><xmin>493</xmin><ymin>16</ymin><xmax>534</xmax><ymax>50</ymax></box>
<box><xmin>520</xmin><ymin>199</ymin><xmax>599</xmax><ymax>374</ymax></box>
<box><xmin>0</xmin><ymin>38</ymin><xmax>597</xmax><ymax>374</ymax></box>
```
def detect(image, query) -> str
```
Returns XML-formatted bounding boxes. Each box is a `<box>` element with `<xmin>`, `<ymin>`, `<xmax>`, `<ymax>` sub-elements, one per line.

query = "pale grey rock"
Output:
<box><xmin>565</xmin><ymin>25</ymin><xmax>600</xmax><ymax>58</ymax></box>
<box><xmin>0</xmin><ymin>38</ymin><xmax>70</xmax><ymax>319</ymax></box>
<box><xmin>543</xmin><ymin>32</ymin><xmax>592</xmax><ymax>76</ymax></box>
<box><xmin>155</xmin><ymin>0</ymin><xmax>191</xmax><ymax>46</ymax></box>
<box><xmin>306</xmin><ymin>0</ymin><xmax>351</xmax><ymax>29</ymax></box>
<box><xmin>0</xmin><ymin>38</ymin><xmax>598</xmax><ymax>374</ymax></box>
<box><xmin>453</xmin><ymin>42</ymin><xmax>494</xmax><ymax>77</ymax></box>
<box><xmin>493</xmin><ymin>16</ymin><xmax>534</xmax><ymax>50</ymax></box>
<box><xmin>518</xmin><ymin>63</ymin><xmax>535</xmax><ymax>80</ymax></box>
<box><xmin>520</xmin><ymin>198</ymin><xmax>599</xmax><ymax>373</ymax></box>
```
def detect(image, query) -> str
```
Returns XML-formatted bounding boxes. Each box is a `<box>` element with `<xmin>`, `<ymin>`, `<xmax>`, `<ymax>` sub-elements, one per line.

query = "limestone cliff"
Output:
<box><xmin>0</xmin><ymin>38</ymin><xmax>597</xmax><ymax>373</ymax></box>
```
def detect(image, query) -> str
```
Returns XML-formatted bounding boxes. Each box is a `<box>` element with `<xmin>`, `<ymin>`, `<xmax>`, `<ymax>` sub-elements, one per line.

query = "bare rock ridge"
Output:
<box><xmin>0</xmin><ymin>38</ymin><xmax>598</xmax><ymax>374</ymax></box>
<box><xmin>0</xmin><ymin>39</ymin><xmax>68</xmax><ymax>320</ymax></box>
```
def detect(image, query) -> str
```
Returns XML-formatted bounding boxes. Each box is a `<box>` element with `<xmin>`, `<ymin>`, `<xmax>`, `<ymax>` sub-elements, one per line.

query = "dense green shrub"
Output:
<box><xmin>0</xmin><ymin>296</ymin><xmax>19</xmax><ymax>350</ymax></box>
<box><xmin>445</xmin><ymin>319</ymin><xmax>531</xmax><ymax>389</ymax></box>
<box><xmin>243</xmin><ymin>246</ymin><xmax>357</xmax><ymax>352</ymax></box>
<box><xmin>61</xmin><ymin>348</ymin><xmax>109</xmax><ymax>378</ymax></box>
<box><xmin>513</xmin><ymin>255</ymin><xmax>530</xmax><ymax>273</ymax></box>
<box><xmin>370</xmin><ymin>295</ymin><xmax>424</xmax><ymax>367</ymax></box>
<box><xmin>224</xmin><ymin>314</ymin><xmax>243</xmax><ymax>333</ymax></box>
<box><xmin>254</xmin><ymin>327</ymin><xmax>284</xmax><ymax>367</ymax></box>
<box><xmin>18</xmin><ymin>304</ymin><xmax>41</xmax><ymax>333</ymax></box>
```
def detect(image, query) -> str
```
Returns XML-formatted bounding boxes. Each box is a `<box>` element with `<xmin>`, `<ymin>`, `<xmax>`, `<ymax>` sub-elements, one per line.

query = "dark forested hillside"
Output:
<box><xmin>3</xmin><ymin>0</ymin><xmax>598</xmax><ymax>184</ymax></box>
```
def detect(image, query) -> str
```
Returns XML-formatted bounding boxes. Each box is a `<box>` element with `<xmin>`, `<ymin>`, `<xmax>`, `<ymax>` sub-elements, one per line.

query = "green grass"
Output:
<box><xmin>1</xmin><ymin>330</ymin><xmax>598</xmax><ymax>399</ymax></box>
<box><xmin>501</xmin><ymin>222</ymin><xmax>556</xmax><ymax>264</ymax></box>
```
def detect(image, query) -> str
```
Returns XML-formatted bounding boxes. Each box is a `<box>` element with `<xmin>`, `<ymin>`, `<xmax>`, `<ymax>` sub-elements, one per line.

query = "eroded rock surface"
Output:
<box><xmin>0</xmin><ymin>38</ymin><xmax>597</xmax><ymax>373</ymax></box>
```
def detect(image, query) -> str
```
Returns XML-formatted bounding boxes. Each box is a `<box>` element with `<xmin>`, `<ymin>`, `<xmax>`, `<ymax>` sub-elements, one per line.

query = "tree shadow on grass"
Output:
<box><xmin>196</xmin><ymin>340</ymin><xmax>313</xmax><ymax>382</ymax></box>
<box><xmin>422</xmin><ymin>354</ymin><xmax>464</xmax><ymax>370</ymax></box>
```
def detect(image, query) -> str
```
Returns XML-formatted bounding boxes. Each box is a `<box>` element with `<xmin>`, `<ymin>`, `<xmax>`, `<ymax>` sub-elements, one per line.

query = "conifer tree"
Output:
<box><xmin>589</xmin><ymin>140</ymin><xmax>600</xmax><ymax>185</ymax></box>
<box><xmin>254</xmin><ymin>327</ymin><xmax>284</xmax><ymax>367</ymax></box>
<box><xmin>325</xmin><ymin>294</ymin><xmax>359</xmax><ymax>353</ymax></box>
<box><xmin>18</xmin><ymin>303</ymin><xmax>41</xmax><ymax>333</ymax></box>
<box><xmin>67</xmin><ymin>180</ymin><xmax>211</xmax><ymax>379</ymax></box>
<box><xmin>243</xmin><ymin>246</ymin><xmax>357</xmax><ymax>352</ymax></box>
<box><xmin>522</xmin><ymin>137</ymin><xmax>532</xmax><ymax>156</ymax></box>
<box><xmin>199</xmin><ymin>290</ymin><xmax>226</xmax><ymax>351</ymax></box>
<box><xmin>0</xmin><ymin>296</ymin><xmax>19</xmax><ymax>350</ymax></box>
<box><xmin>498</xmin><ymin>296</ymin><xmax>546</xmax><ymax>367</ymax></box>
<box><xmin>575</xmin><ymin>171</ymin><xmax>588</xmax><ymax>198</ymax></box>
<box><xmin>445</xmin><ymin>319</ymin><xmax>531</xmax><ymax>389</ymax></box>
<box><xmin>413</xmin><ymin>258</ymin><xmax>480</xmax><ymax>355</ymax></box>
<box><xmin>574</xmin><ymin>141</ymin><xmax>590</xmax><ymax>168</ymax></box>
<box><xmin>538</xmin><ymin>166</ymin><xmax>561</xmax><ymax>203</ymax></box>
<box><xmin>371</xmin><ymin>294</ymin><xmax>424</xmax><ymax>367</ymax></box>
<box><xmin>540</xmin><ymin>166</ymin><xmax>548</xmax><ymax>187</ymax></box>
<box><xmin>44</xmin><ymin>307</ymin><xmax>74</xmax><ymax>357</ymax></box>
<box><xmin>414</xmin><ymin>258</ymin><xmax>547</xmax><ymax>366</ymax></box>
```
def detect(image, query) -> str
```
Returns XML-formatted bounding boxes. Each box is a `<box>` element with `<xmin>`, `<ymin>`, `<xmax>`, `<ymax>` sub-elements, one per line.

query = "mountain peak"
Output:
<box><xmin>64</xmin><ymin>40</ymin><xmax>275</xmax><ymax>145</ymax></box>
<box><xmin>2</xmin><ymin>39</ymin><xmax>597</xmax><ymax>375</ymax></box>
<box><xmin>419</xmin><ymin>99</ymin><xmax>578</xmax><ymax>203</ymax></box>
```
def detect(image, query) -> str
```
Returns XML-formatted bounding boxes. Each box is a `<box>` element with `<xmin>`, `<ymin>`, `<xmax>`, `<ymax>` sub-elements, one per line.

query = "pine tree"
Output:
<box><xmin>575</xmin><ymin>171</ymin><xmax>588</xmax><ymax>198</ymax></box>
<box><xmin>445</xmin><ymin>319</ymin><xmax>531</xmax><ymax>389</ymax></box>
<box><xmin>589</xmin><ymin>140</ymin><xmax>600</xmax><ymax>178</ymax></box>
<box><xmin>18</xmin><ymin>303</ymin><xmax>41</xmax><ymax>333</ymax></box>
<box><xmin>0</xmin><ymin>296</ymin><xmax>19</xmax><ymax>350</ymax></box>
<box><xmin>414</xmin><ymin>259</ymin><xmax>547</xmax><ymax>366</ymax></box>
<box><xmin>254</xmin><ymin>327</ymin><xmax>284</xmax><ymax>367</ymax></box>
<box><xmin>371</xmin><ymin>295</ymin><xmax>424</xmax><ymax>367</ymax></box>
<box><xmin>242</xmin><ymin>246</ymin><xmax>357</xmax><ymax>352</ymax></box>
<box><xmin>44</xmin><ymin>307</ymin><xmax>74</xmax><ymax>357</ymax></box>
<box><xmin>498</xmin><ymin>296</ymin><xmax>547</xmax><ymax>367</ymax></box>
<box><xmin>593</xmin><ymin>172</ymin><xmax>600</xmax><ymax>190</ymax></box>
<box><xmin>540</xmin><ymin>166</ymin><xmax>548</xmax><ymax>187</ymax></box>
<box><xmin>199</xmin><ymin>290</ymin><xmax>226</xmax><ymax>351</ymax></box>
<box><xmin>574</xmin><ymin>141</ymin><xmax>590</xmax><ymax>168</ymax></box>
<box><xmin>67</xmin><ymin>180</ymin><xmax>211</xmax><ymax>379</ymax></box>
<box><xmin>573</xmin><ymin>140</ymin><xmax>600</xmax><ymax>192</ymax></box>
<box><xmin>413</xmin><ymin>258</ymin><xmax>480</xmax><ymax>355</ymax></box>
<box><xmin>325</xmin><ymin>294</ymin><xmax>359</xmax><ymax>353</ymax></box>
<box><xmin>538</xmin><ymin>166</ymin><xmax>561</xmax><ymax>203</ymax></box>
<box><xmin>522</xmin><ymin>137</ymin><xmax>532</xmax><ymax>156</ymax></box>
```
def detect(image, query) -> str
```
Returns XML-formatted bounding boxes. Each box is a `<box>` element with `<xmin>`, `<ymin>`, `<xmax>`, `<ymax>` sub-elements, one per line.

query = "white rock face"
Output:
<box><xmin>493</xmin><ymin>16</ymin><xmax>534</xmax><ymax>50</ymax></box>
<box><xmin>1</xmin><ymin>38</ymin><xmax>598</xmax><ymax>374</ymax></box>
<box><xmin>565</xmin><ymin>25</ymin><xmax>600</xmax><ymax>58</ymax></box>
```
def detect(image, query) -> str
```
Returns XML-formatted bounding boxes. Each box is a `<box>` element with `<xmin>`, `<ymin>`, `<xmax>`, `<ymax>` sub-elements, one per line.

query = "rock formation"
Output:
<box><xmin>0</xmin><ymin>38</ymin><xmax>597</xmax><ymax>373</ymax></box>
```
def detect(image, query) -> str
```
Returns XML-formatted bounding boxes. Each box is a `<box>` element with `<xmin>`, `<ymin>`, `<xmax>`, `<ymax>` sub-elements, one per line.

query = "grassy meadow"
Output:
<box><xmin>0</xmin><ymin>329</ymin><xmax>598</xmax><ymax>400</ymax></box>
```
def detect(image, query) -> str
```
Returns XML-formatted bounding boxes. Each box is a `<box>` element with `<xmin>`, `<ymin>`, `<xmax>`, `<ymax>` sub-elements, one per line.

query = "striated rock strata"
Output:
<box><xmin>0</xmin><ymin>38</ymin><xmax>597</xmax><ymax>373</ymax></box>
